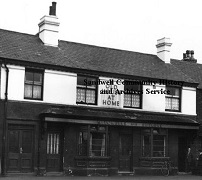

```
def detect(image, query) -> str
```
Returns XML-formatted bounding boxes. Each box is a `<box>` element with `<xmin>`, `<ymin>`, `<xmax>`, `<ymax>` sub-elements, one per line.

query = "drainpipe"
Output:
<box><xmin>4</xmin><ymin>63</ymin><xmax>9</xmax><ymax>100</ymax></box>
<box><xmin>1</xmin><ymin>63</ymin><xmax>9</xmax><ymax>175</ymax></box>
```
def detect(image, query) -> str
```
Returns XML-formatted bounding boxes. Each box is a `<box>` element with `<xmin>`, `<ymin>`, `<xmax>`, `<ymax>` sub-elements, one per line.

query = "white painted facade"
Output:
<box><xmin>43</xmin><ymin>70</ymin><xmax>77</xmax><ymax>105</ymax></box>
<box><xmin>142</xmin><ymin>84</ymin><xmax>166</xmax><ymax>112</ymax></box>
<box><xmin>0</xmin><ymin>65</ymin><xmax>197</xmax><ymax>115</ymax></box>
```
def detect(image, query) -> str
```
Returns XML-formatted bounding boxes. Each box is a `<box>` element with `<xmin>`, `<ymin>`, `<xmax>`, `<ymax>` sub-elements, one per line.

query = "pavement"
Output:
<box><xmin>1</xmin><ymin>174</ymin><xmax>202</xmax><ymax>180</ymax></box>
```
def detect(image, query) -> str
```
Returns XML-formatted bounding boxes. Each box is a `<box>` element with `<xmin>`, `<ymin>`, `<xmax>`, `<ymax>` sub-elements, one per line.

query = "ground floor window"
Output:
<box><xmin>142</xmin><ymin>128</ymin><xmax>167</xmax><ymax>157</ymax></box>
<box><xmin>78</xmin><ymin>125</ymin><xmax>108</xmax><ymax>157</ymax></box>
<box><xmin>47</xmin><ymin>133</ymin><xmax>60</xmax><ymax>154</ymax></box>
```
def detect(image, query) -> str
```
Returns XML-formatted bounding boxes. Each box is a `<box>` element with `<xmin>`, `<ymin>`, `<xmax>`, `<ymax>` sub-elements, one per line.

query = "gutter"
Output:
<box><xmin>1</xmin><ymin>63</ymin><xmax>9</xmax><ymax>175</ymax></box>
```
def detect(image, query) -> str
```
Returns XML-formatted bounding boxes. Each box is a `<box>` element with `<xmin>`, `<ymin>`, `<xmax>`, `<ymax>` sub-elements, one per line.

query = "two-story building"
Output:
<box><xmin>0</xmin><ymin>2</ymin><xmax>200</xmax><ymax>176</ymax></box>
<box><xmin>171</xmin><ymin>51</ymin><xmax>202</xmax><ymax>174</ymax></box>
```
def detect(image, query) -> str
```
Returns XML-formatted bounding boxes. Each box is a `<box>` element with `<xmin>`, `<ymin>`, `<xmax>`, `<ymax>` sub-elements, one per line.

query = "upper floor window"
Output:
<box><xmin>76</xmin><ymin>75</ymin><xmax>97</xmax><ymax>105</ymax></box>
<box><xmin>24</xmin><ymin>69</ymin><xmax>43</xmax><ymax>100</ymax></box>
<box><xmin>124</xmin><ymin>81</ymin><xmax>142</xmax><ymax>108</ymax></box>
<box><xmin>165</xmin><ymin>86</ymin><xmax>181</xmax><ymax>111</ymax></box>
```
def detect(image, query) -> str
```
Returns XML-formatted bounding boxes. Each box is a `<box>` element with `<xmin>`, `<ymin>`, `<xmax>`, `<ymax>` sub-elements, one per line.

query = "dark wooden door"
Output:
<box><xmin>46</xmin><ymin>132</ymin><xmax>63</xmax><ymax>172</ymax></box>
<box><xmin>7</xmin><ymin>129</ymin><xmax>33</xmax><ymax>172</ymax></box>
<box><xmin>119</xmin><ymin>134</ymin><xmax>133</xmax><ymax>172</ymax></box>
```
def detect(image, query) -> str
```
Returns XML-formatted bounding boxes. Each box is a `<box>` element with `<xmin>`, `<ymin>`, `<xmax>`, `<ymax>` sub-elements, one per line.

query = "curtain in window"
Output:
<box><xmin>124</xmin><ymin>94</ymin><xmax>131</xmax><ymax>106</ymax></box>
<box><xmin>165</xmin><ymin>97</ymin><xmax>179</xmax><ymax>110</ymax></box>
<box><xmin>86</xmin><ymin>90</ymin><xmax>95</xmax><ymax>103</ymax></box>
<box><xmin>132</xmin><ymin>95</ymin><xmax>140</xmax><ymax>107</ymax></box>
<box><xmin>33</xmin><ymin>86</ymin><xmax>41</xmax><ymax>99</ymax></box>
<box><xmin>24</xmin><ymin>85</ymin><xmax>32</xmax><ymax>98</ymax></box>
<box><xmin>124</xmin><ymin>94</ymin><xmax>140</xmax><ymax>107</ymax></box>
<box><xmin>77</xmin><ymin>88</ymin><xmax>85</xmax><ymax>102</ymax></box>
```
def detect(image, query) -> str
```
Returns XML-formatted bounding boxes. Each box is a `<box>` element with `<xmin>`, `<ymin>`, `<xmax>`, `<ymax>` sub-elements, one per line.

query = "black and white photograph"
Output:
<box><xmin>0</xmin><ymin>0</ymin><xmax>202</xmax><ymax>179</ymax></box>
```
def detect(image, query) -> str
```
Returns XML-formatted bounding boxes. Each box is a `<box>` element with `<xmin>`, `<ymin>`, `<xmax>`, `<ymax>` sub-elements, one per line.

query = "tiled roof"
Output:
<box><xmin>171</xmin><ymin>59</ymin><xmax>202</xmax><ymax>89</ymax></box>
<box><xmin>0</xmin><ymin>28</ymin><xmax>197</xmax><ymax>84</ymax></box>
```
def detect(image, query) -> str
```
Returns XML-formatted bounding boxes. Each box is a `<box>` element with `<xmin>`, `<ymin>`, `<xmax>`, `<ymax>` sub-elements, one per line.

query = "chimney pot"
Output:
<box><xmin>52</xmin><ymin>2</ymin><xmax>57</xmax><ymax>16</ymax></box>
<box><xmin>49</xmin><ymin>6</ymin><xmax>53</xmax><ymax>15</ymax></box>
<box><xmin>183</xmin><ymin>53</ymin><xmax>187</xmax><ymax>59</ymax></box>
<box><xmin>182</xmin><ymin>50</ymin><xmax>197</xmax><ymax>63</ymax></box>
<box><xmin>49</xmin><ymin>2</ymin><xmax>57</xmax><ymax>16</ymax></box>
<box><xmin>191</xmin><ymin>50</ymin><xmax>194</xmax><ymax>59</ymax></box>
<box><xmin>186</xmin><ymin>50</ymin><xmax>191</xmax><ymax>57</ymax></box>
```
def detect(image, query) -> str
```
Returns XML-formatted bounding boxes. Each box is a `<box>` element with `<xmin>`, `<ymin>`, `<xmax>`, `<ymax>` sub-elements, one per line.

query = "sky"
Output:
<box><xmin>1</xmin><ymin>0</ymin><xmax>202</xmax><ymax>63</ymax></box>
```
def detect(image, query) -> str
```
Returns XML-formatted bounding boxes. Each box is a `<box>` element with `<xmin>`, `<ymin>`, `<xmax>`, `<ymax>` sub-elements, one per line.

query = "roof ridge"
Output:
<box><xmin>0</xmin><ymin>28</ymin><xmax>37</xmax><ymax>37</ymax></box>
<box><xmin>0</xmin><ymin>28</ymin><xmax>198</xmax><ymax>85</ymax></box>
<box><xmin>0</xmin><ymin>28</ymin><xmax>162</xmax><ymax>58</ymax></box>
<box><xmin>60</xmin><ymin>40</ymin><xmax>158</xmax><ymax>57</ymax></box>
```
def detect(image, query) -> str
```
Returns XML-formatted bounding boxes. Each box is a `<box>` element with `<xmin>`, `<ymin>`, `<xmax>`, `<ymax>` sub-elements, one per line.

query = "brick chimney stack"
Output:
<box><xmin>182</xmin><ymin>50</ymin><xmax>197</xmax><ymax>63</ymax></box>
<box><xmin>156</xmin><ymin>37</ymin><xmax>172</xmax><ymax>63</ymax></box>
<box><xmin>38</xmin><ymin>2</ymin><xmax>60</xmax><ymax>47</ymax></box>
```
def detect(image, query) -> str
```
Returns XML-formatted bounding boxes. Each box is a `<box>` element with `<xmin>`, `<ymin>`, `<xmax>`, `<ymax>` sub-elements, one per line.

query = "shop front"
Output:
<box><xmin>38</xmin><ymin>105</ymin><xmax>199</xmax><ymax>176</ymax></box>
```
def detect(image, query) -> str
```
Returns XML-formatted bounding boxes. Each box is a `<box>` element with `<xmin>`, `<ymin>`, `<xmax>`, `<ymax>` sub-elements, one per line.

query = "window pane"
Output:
<box><xmin>25</xmin><ymin>72</ymin><xmax>34</xmax><ymax>82</ymax></box>
<box><xmin>77</xmin><ymin>76</ymin><xmax>97</xmax><ymax>104</ymax></box>
<box><xmin>33</xmin><ymin>85</ymin><xmax>41</xmax><ymax>99</ymax></box>
<box><xmin>47</xmin><ymin>134</ymin><xmax>50</xmax><ymax>154</ymax></box>
<box><xmin>77</xmin><ymin>76</ymin><xmax>86</xmax><ymax>86</ymax></box>
<box><xmin>143</xmin><ymin>135</ymin><xmax>151</xmax><ymax>157</ymax></box>
<box><xmin>86</xmin><ymin>89</ymin><xmax>95</xmax><ymax>103</ymax></box>
<box><xmin>153</xmin><ymin>135</ymin><xmax>165</xmax><ymax>157</ymax></box>
<box><xmin>90</xmin><ymin>133</ymin><xmax>106</xmax><ymax>157</ymax></box>
<box><xmin>124</xmin><ymin>82</ymin><xmax>140</xmax><ymax>91</ymax></box>
<box><xmin>47</xmin><ymin>133</ymin><xmax>60</xmax><ymax>154</ymax></box>
<box><xmin>166</xmin><ymin>97</ymin><xmax>179</xmax><ymax>110</ymax></box>
<box><xmin>142</xmin><ymin>129</ymin><xmax>166</xmax><ymax>157</ymax></box>
<box><xmin>76</xmin><ymin>88</ymin><xmax>85</xmax><ymax>102</ymax></box>
<box><xmin>124</xmin><ymin>94</ymin><xmax>131</xmax><ymax>106</ymax></box>
<box><xmin>78</xmin><ymin>132</ymin><xmax>87</xmax><ymax>156</ymax></box>
<box><xmin>34</xmin><ymin>73</ymin><xmax>42</xmax><ymax>84</ymax></box>
<box><xmin>166</xmin><ymin>87</ymin><xmax>180</xmax><ymax>97</ymax></box>
<box><xmin>25</xmin><ymin>70</ymin><xmax>43</xmax><ymax>100</ymax></box>
<box><xmin>132</xmin><ymin>94</ymin><xmax>140</xmax><ymax>107</ymax></box>
<box><xmin>87</xmin><ymin>77</ymin><xmax>96</xmax><ymax>88</ymax></box>
<box><xmin>24</xmin><ymin>84</ymin><xmax>33</xmax><ymax>98</ymax></box>
<box><xmin>124</xmin><ymin>82</ymin><xmax>141</xmax><ymax>108</ymax></box>
<box><xmin>171</xmin><ymin>98</ymin><xmax>179</xmax><ymax>110</ymax></box>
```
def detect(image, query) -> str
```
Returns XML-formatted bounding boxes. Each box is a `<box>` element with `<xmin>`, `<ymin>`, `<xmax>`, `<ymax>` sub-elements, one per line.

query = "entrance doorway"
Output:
<box><xmin>46</xmin><ymin>131</ymin><xmax>63</xmax><ymax>172</ymax></box>
<box><xmin>178</xmin><ymin>137</ymin><xmax>187</xmax><ymax>172</ymax></box>
<box><xmin>119</xmin><ymin>133</ymin><xmax>133</xmax><ymax>172</ymax></box>
<box><xmin>7</xmin><ymin>126</ymin><xmax>34</xmax><ymax>172</ymax></box>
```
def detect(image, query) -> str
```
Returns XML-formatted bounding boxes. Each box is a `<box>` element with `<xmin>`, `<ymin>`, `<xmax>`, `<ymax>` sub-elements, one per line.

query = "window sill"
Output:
<box><xmin>76</xmin><ymin>102</ymin><xmax>97</xmax><ymax>106</ymax></box>
<box><xmin>75</xmin><ymin>156</ymin><xmax>111</xmax><ymax>161</ymax></box>
<box><xmin>140</xmin><ymin>157</ymin><xmax>170</xmax><ymax>161</ymax></box>
<box><xmin>24</xmin><ymin>98</ymin><xmax>43</xmax><ymax>101</ymax></box>
<box><xmin>165</xmin><ymin>109</ymin><xmax>180</xmax><ymax>112</ymax></box>
<box><xmin>124</xmin><ymin>106</ymin><xmax>141</xmax><ymax>109</ymax></box>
